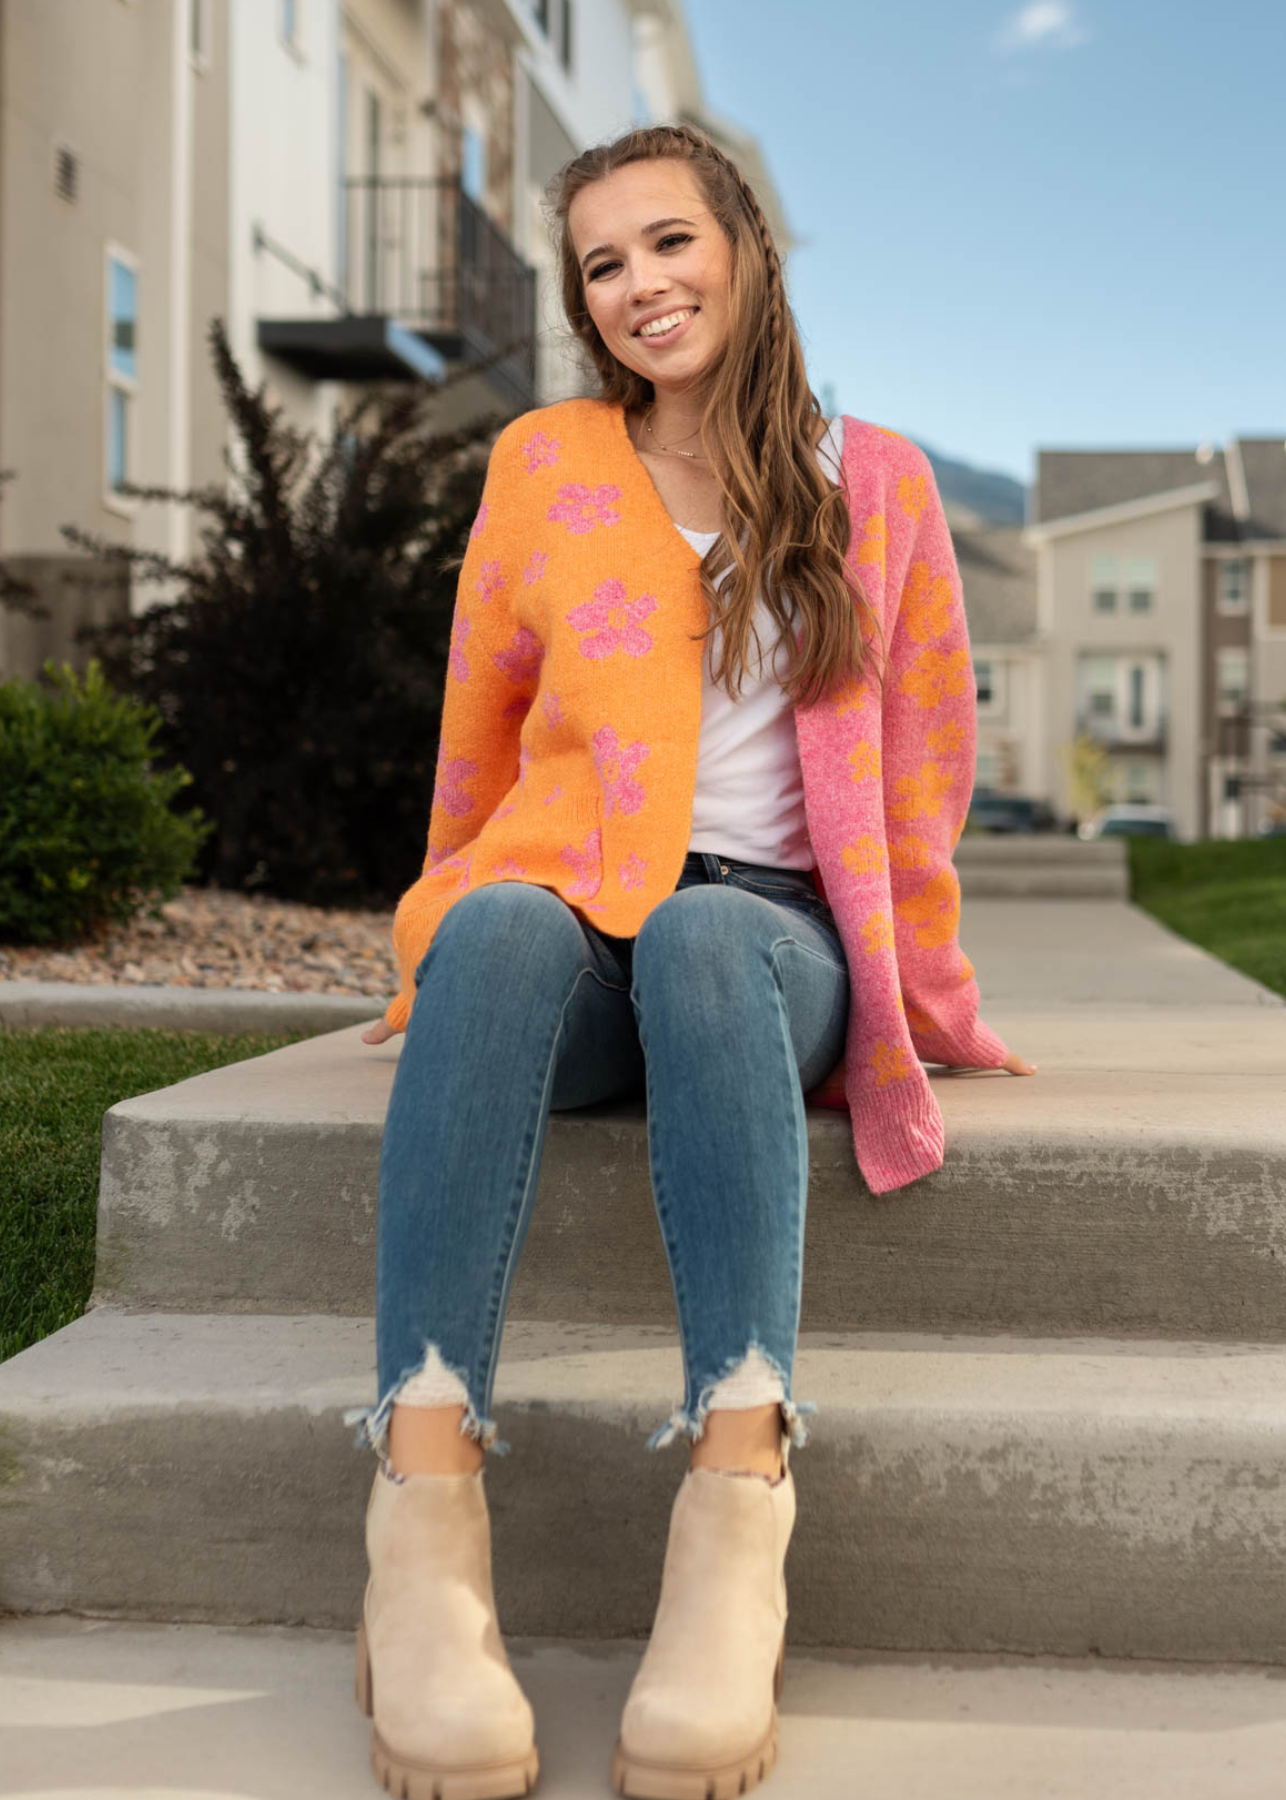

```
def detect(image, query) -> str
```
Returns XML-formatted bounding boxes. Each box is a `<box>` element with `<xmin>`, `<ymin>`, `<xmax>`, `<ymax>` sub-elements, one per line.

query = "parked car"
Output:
<box><xmin>967</xmin><ymin>789</ymin><xmax>1058</xmax><ymax>834</ymax></box>
<box><xmin>1078</xmin><ymin>803</ymin><xmax>1175</xmax><ymax>841</ymax></box>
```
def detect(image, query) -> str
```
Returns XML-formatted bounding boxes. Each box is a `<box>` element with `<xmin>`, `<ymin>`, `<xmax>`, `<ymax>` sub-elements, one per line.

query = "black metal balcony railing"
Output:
<box><xmin>342</xmin><ymin>176</ymin><xmax>537</xmax><ymax>389</ymax></box>
<box><xmin>1074</xmin><ymin>710</ymin><xmax>1169</xmax><ymax>753</ymax></box>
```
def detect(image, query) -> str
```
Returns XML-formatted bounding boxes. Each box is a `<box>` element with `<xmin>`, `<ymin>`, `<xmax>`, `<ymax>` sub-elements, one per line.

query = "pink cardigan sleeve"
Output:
<box><xmin>882</xmin><ymin>452</ymin><xmax>1012</xmax><ymax>1069</ymax></box>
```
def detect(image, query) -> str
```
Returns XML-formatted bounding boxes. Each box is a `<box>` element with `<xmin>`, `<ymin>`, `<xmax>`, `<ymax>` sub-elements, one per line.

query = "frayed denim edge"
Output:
<box><xmin>343</xmin><ymin>1339</ymin><xmax>511</xmax><ymax>1460</ymax></box>
<box><xmin>644</xmin><ymin>1340</ymin><xmax>818</xmax><ymax>1452</ymax></box>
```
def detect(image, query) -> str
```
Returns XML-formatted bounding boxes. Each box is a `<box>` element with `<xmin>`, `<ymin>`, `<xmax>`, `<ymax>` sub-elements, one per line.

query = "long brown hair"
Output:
<box><xmin>549</xmin><ymin>122</ymin><xmax>884</xmax><ymax>709</ymax></box>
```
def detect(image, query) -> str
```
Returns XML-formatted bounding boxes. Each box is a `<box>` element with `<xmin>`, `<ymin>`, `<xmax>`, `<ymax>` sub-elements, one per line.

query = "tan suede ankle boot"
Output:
<box><xmin>610</xmin><ymin>1441</ymin><xmax>795</xmax><ymax>1800</ymax></box>
<box><xmin>354</xmin><ymin>1462</ymin><xmax>539</xmax><ymax>1800</ymax></box>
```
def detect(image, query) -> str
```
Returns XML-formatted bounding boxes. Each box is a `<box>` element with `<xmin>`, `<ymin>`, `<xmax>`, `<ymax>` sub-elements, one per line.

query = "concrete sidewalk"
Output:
<box><xmin>4</xmin><ymin>1613</ymin><xmax>1286</xmax><ymax>1800</ymax></box>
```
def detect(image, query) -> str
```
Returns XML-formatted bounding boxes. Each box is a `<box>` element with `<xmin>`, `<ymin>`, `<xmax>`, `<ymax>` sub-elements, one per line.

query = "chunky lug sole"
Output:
<box><xmin>355</xmin><ymin>1614</ymin><xmax>539</xmax><ymax>1800</ymax></box>
<box><xmin>608</xmin><ymin>1633</ymin><xmax>785</xmax><ymax>1800</ymax></box>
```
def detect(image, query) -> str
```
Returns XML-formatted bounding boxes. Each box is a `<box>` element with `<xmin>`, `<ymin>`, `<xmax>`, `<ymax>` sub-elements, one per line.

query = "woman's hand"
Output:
<box><xmin>1003</xmin><ymin>1050</ymin><xmax>1037</xmax><ymax>1075</ymax></box>
<box><xmin>361</xmin><ymin>1019</ymin><xmax>396</xmax><ymax>1046</ymax></box>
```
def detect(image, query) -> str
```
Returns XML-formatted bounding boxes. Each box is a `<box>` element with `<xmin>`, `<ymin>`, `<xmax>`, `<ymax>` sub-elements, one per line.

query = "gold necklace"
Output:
<box><xmin>637</xmin><ymin>403</ymin><xmax>709</xmax><ymax>462</ymax></box>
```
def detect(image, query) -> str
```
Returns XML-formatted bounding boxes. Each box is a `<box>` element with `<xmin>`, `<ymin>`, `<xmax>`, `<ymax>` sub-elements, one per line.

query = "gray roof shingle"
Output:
<box><xmin>1236</xmin><ymin>438</ymin><xmax>1286</xmax><ymax>538</ymax></box>
<box><xmin>952</xmin><ymin>526</ymin><xmax>1038</xmax><ymax>646</ymax></box>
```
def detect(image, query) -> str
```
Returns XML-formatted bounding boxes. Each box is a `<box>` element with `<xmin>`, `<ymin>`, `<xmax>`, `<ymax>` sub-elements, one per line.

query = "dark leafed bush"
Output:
<box><xmin>69</xmin><ymin>317</ymin><xmax>514</xmax><ymax>908</ymax></box>
<box><xmin>0</xmin><ymin>659</ymin><xmax>212</xmax><ymax>945</ymax></box>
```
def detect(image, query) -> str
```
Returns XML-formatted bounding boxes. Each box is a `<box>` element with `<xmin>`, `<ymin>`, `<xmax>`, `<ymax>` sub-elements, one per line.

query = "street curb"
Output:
<box><xmin>0</xmin><ymin>979</ymin><xmax>381</xmax><ymax>1035</ymax></box>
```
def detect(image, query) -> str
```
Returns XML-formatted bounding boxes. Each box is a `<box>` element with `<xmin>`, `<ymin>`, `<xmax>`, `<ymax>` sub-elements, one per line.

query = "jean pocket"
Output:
<box><xmin>724</xmin><ymin>867</ymin><xmax>830</xmax><ymax>914</ymax></box>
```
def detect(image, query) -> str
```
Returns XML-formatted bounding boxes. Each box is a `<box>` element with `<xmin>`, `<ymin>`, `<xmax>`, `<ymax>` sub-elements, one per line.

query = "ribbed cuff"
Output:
<box><xmin>383</xmin><ymin>991</ymin><xmax>411</xmax><ymax>1034</ymax></box>
<box><xmin>847</xmin><ymin>1066</ymin><xmax>947</xmax><ymax>1195</ymax></box>
<box><xmin>925</xmin><ymin>1014</ymin><xmax>1011</xmax><ymax>1070</ymax></box>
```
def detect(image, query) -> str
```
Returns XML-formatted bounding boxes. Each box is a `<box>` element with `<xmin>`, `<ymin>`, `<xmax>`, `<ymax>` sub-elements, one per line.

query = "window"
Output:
<box><xmin>1124</xmin><ymin>762</ymin><xmax>1154</xmax><ymax>802</ymax></box>
<box><xmin>1091</xmin><ymin>554</ymin><xmax>1117</xmax><ymax>613</ymax></box>
<box><xmin>105</xmin><ymin>249</ymin><xmax>138</xmax><ymax>499</ymax></box>
<box><xmin>975</xmin><ymin>750</ymin><xmax>998</xmax><ymax>788</ymax></box>
<box><xmin>532</xmin><ymin>0</ymin><xmax>550</xmax><ymax>31</ymax></box>
<box><xmin>558</xmin><ymin>0</ymin><xmax>574</xmax><ymax>71</ymax></box>
<box><xmin>1128</xmin><ymin>664</ymin><xmax>1145</xmax><ymax>729</ymax></box>
<box><xmin>1089</xmin><ymin>689</ymin><xmax>1115</xmax><ymax>719</ymax></box>
<box><xmin>974</xmin><ymin>660</ymin><xmax>993</xmax><ymax>707</ymax></box>
<box><xmin>1216</xmin><ymin>648</ymin><xmax>1249</xmax><ymax>716</ymax></box>
<box><xmin>461</xmin><ymin>123</ymin><xmax>486</xmax><ymax>205</ymax></box>
<box><xmin>1125</xmin><ymin>555</ymin><xmax>1156</xmax><ymax>614</ymax></box>
<box><xmin>1093</xmin><ymin>587</ymin><xmax>1117</xmax><ymax>613</ymax></box>
<box><xmin>1218</xmin><ymin>559</ymin><xmax>1249</xmax><ymax>615</ymax></box>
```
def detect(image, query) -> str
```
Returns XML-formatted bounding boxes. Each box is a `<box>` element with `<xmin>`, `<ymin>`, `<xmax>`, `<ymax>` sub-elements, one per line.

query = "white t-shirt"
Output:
<box><xmin>681</xmin><ymin>416</ymin><xmax>845</xmax><ymax>869</ymax></box>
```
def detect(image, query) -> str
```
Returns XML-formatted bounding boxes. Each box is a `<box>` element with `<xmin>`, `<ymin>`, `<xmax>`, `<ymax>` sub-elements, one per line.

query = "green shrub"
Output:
<box><xmin>68</xmin><ymin>318</ymin><xmax>514</xmax><ymax>908</ymax></box>
<box><xmin>0</xmin><ymin>658</ymin><xmax>213</xmax><ymax>945</ymax></box>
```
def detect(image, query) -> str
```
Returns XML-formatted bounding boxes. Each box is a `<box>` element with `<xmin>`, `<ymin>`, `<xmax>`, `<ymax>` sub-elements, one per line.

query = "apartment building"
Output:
<box><xmin>1025</xmin><ymin>439</ymin><xmax>1286</xmax><ymax>838</ymax></box>
<box><xmin>952</xmin><ymin>525</ymin><xmax>1042</xmax><ymax>797</ymax></box>
<box><xmin>0</xmin><ymin>0</ymin><xmax>790</xmax><ymax>678</ymax></box>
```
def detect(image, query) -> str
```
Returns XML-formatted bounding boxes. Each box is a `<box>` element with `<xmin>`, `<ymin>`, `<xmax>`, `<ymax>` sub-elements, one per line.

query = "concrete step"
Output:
<box><xmin>4</xmin><ymin>1308</ymin><xmax>1286</xmax><ymax>1663</ymax></box>
<box><xmin>90</xmin><ymin>1003</ymin><xmax>1286</xmax><ymax>1338</ymax></box>
<box><xmin>955</xmin><ymin>835</ymin><xmax>1129</xmax><ymax>899</ymax></box>
<box><xmin>7</xmin><ymin>1614</ymin><xmax>1285</xmax><ymax>1800</ymax></box>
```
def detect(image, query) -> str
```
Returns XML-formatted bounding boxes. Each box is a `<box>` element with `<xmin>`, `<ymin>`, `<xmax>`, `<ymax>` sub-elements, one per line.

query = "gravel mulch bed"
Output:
<box><xmin>0</xmin><ymin>886</ymin><xmax>399</xmax><ymax>998</ymax></box>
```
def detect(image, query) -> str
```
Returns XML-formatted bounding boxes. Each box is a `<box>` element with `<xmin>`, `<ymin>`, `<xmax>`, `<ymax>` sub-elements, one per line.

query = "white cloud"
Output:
<box><xmin>993</xmin><ymin>2</ymin><xmax>1093</xmax><ymax>54</ymax></box>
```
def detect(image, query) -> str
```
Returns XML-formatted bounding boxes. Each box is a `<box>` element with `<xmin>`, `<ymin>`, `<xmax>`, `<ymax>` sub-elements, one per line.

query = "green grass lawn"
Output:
<box><xmin>0</xmin><ymin>1025</ymin><xmax>313</xmax><ymax>1363</ymax></box>
<box><xmin>1128</xmin><ymin>836</ymin><xmax>1286</xmax><ymax>1000</ymax></box>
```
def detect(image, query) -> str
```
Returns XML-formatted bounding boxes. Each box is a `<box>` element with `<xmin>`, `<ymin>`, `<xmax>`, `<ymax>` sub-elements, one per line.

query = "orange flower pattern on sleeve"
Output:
<box><xmin>899</xmin><ymin>647</ymin><xmax>971</xmax><ymax>710</ymax></box>
<box><xmin>888</xmin><ymin>761</ymin><xmax>954</xmax><ymax>821</ymax></box>
<box><xmin>870</xmin><ymin>1040</ymin><xmax>913</xmax><ymax>1085</ymax></box>
<box><xmin>889</xmin><ymin>835</ymin><xmax>933</xmax><ymax>870</ymax></box>
<box><xmin>847</xmin><ymin>740</ymin><xmax>881</xmax><ymax>782</ymax></box>
<box><xmin>895</xmin><ymin>869</ymin><xmax>961</xmax><ymax>949</ymax></box>
<box><xmin>842</xmin><ymin>835</ymin><xmax>888</xmax><ymax>877</ymax></box>
<box><xmin>901</xmin><ymin>561</ymin><xmax>954</xmax><ymax>643</ymax></box>
<box><xmin>897</xmin><ymin>473</ymin><xmax>928</xmax><ymax>522</ymax></box>
<box><xmin>861</xmin><ymin>911</ymin><xmax>894</xmax><ymax>954</ymax></box>
<box><xmin>927</xmin><ymin>720</ymin><xmax>966</xmax><ymax>755</ymax></box>
<box><xmin>856</xmin><ymin>512</ymin><xmax>886</xmax><ymax>569</ymax></box>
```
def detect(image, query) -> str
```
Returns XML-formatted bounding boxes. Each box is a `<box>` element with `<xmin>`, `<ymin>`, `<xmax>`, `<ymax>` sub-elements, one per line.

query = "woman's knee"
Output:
<box><xmin>417</xmin><ymin>880</ymin><xmax>584</xmax><ymax>988</ymax></box>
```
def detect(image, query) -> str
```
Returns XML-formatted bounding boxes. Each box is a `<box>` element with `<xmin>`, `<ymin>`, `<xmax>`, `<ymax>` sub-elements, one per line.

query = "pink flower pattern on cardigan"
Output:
<box><xmin>567</xmin><ymin>580</ymin><xmax>657</xmax><ymax>660</ymax></box>
<box><xmin>548</xmin><ymin>482</ymin><xmax>622</xmax><ymax>534</ymax></box>
<box><xmin>447</xmin><ymin>613</ymin><xmax>471</xmax><ymax>684</ymax></box>
<box><xmin>520</xmin><ymin>431</ymin><xmax>561</xmax><ymax>473</ymax></box>
<box><xmin>560</xmin><ymin>828</ymin><xmax>602</xmax><ymax>899</ymax></box>
<box><xmin>591</xmin><ymin>724</ymin><xmax>649</xmax><ymax>817</ymax></box>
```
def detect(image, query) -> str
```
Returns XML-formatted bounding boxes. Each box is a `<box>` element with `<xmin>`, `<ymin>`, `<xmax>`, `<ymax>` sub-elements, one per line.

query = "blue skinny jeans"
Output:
<box><xmin>344</xmin><ymin>850</ymin><xmax>850</xmax><ymax>1462</ymax></box>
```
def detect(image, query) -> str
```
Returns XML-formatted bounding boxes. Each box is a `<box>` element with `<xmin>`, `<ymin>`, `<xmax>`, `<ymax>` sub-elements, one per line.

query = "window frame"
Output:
<box><xmin>103</xmin><ymin>243</ymin><xmax>139</xmax><ymax>517</ymax></box>
<box><xmin>1217</xmin><ymin>557</ymin><xmax>1249</xmax><ymax>617</ymax></box>
<box><xmin>558</xmin><ymin>0</ymin><xmax>574</xmax><ymax>72</ymax></box>
<box><xmin>1215</xmin><ymin>646</ymin><xmax>1250</xmax><ymax>718</ymax></box>
<box><xmin>974</xmin><ymin>657</ymin><xmax>1005</xmax><ymax>715</ymax></box>
<box><xmin>280</xmin><ymin>0</ymin><xmax>302</xmax><ymax>58</ymax></box>
<box><xmin>189</xmin><ymin>0</ymin><xmax>209</xmax><ymax>70</ymax></box>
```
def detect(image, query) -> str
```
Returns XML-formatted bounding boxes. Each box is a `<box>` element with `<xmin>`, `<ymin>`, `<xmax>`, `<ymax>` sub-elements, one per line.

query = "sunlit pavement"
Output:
<box><xmin>4</xmin><ymin>1614</ymin><xmax>1286</xmax><ymax>1800</ymax></box>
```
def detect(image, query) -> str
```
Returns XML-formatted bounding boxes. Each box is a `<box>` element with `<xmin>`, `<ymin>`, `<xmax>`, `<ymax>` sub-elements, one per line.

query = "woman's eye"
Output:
<box><xmin>587</xmin><ymin>234</ymin><xmax>691</xmax><ymax>281</ymax></box>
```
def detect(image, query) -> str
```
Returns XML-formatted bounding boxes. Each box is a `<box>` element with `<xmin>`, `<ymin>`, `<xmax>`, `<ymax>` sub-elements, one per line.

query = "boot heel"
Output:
<box><xmin>355</xmin><ymin>1614</ymin><xmax>374</xmax><ymax>1717</ymax></box>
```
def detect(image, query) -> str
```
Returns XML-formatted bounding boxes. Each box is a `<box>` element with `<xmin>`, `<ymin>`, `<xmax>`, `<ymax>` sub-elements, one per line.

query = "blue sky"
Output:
<box><xmin>685</xmin><ymin>0</ymin><xmax>1285</xmax><ymax>489</ymax></box>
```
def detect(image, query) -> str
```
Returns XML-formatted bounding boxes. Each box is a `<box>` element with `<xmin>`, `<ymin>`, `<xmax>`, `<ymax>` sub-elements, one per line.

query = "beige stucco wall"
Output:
<box><xmin>0</xmin><ymin>0</ymin><xmax>230</xmax><ymax>672</ymax></box>
<box><xmin>1038</xmin><ymin>501</ymin><xmax>1205</xmax><ymax>839</ymax></box>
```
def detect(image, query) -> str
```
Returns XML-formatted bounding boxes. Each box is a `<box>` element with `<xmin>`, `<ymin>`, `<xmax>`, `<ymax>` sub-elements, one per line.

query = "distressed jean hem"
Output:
<box><xmin>342</xmin><ymin>1341</ymin><xmax>511</xmax><ymax>1462</ymax></box>
<box><xmin>643</xmin><ymin>1342</ymin><xmax>817</xmax><ymax>1452</ymax></box>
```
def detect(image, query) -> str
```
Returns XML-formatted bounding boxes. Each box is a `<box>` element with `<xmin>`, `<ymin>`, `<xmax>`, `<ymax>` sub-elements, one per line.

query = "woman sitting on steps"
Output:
<box><xmin>346</xmin><ymin>119</ymin><xmax>1035</xmax><ymax>1800</ymax></box>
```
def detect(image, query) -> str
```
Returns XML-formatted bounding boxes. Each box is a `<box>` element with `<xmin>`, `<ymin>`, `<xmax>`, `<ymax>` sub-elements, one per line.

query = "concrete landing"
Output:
<box><xmin>4</xmin><ymin>1613</ymin><xmax>1285</xmax><ymax>1800</ymax></box>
